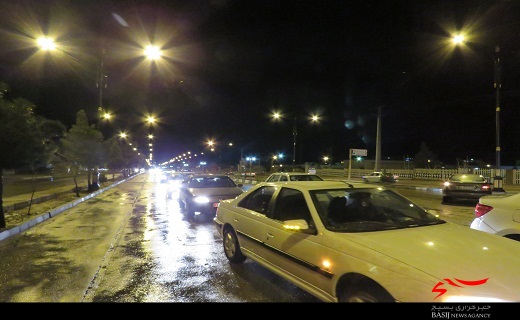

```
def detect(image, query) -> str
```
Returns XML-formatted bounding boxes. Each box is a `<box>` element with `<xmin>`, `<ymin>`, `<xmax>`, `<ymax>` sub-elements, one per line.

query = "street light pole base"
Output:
<box><xmin>492</xmin><ymin>176</ymin><xmax>506</xmax><ymax>193</ymax></box>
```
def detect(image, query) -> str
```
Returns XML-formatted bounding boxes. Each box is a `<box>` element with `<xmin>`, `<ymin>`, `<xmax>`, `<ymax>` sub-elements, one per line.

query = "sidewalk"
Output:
<box><xmin>0</xmin><ymin>175</ymin><xmax>129</xmax><ymax>241</ymax></box>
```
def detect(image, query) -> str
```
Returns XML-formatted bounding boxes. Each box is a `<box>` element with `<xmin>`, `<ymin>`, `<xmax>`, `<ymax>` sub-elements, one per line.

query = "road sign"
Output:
<box><xmin>351</xmin><ymin>149</ymin><xmax>367</xmax><ymax>156</ymax></box>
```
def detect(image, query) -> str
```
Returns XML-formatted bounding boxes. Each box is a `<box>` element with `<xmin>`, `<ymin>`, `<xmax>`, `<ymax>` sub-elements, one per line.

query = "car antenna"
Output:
<box><xmin>340</xmin><ymin>180</ymin><xmax>355</xmax><ymax>188</ymax></box>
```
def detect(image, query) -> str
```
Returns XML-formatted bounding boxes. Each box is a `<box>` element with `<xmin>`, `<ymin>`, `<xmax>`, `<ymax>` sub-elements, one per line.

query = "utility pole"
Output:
<box><xmin>97</xmin><ymin>48</ymin><xmax>108</xmax><ymax>113</ymax></box>
<box><xmin>375</xmin><ymin>106</ymin><xmax>382</xmax><ymax>172</ymax></box>
<box><xmin>493</xmin><ymin>46</ymin><xmax>505</xmax><ymax>192</ymax></box>
<box><xmin>292</xmin><ymin>116</ymin><xmax>297</xmax><ymax>165</ymax></box>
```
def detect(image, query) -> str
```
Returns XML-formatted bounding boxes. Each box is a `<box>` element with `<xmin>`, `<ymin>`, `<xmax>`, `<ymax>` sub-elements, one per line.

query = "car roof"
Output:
<box><xmin>260</xmin><ymin>180</ymin><xmax>378</xmax><ymax>191</ymax></box>
<box><xmin>190</xmin><ymin>174</ymin><xmax>229</xmax><ymax>177</ymax></box>
<box><xmin>270</xmin><ymin>172</ymin><xmax>319</xmax><ymax>175</ymax></box>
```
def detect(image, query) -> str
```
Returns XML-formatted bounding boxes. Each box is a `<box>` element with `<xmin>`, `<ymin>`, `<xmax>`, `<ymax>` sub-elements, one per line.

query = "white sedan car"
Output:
<box><xmin>361</xmin><ymin>171</ymin><xmax>396</xmax><ymax>183</ymax></box>
<box><xmin>470</xmin><ymin>192</ymin><xmax>520</xmax><ymax>242</ymax></box>
<box><xmin>214</xmin><ymin>180</ymin><xmax>520</xmax><ymax>302</ymax></box>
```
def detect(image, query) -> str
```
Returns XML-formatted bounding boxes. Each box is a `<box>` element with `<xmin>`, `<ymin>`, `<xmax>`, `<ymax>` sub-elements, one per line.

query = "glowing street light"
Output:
<box><xmin>37</xmin><ymin>36</ymin><xmax>56</xmax><ymax>51</ymax></box>
<box><xmin>144</xmin><ymin>45</ymin><xmax>162</xmax><ymax>60</ymax></box>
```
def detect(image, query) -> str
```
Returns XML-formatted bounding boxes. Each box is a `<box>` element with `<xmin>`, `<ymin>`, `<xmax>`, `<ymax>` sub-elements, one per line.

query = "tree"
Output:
<box><xmin>59</xmin><ymin>110</ymin><xmax>106</xmax><ymax>193</ymax></box>
<box><xmin>106</xmin><ymin>137</ymin><xmax>127</xmax><ymax>180</ymax></box>
<box><xmin>413</xmin><ymin>142</ymin><xmax>440</xmax><ymax>169</ymax></box>
<box><xmin>0</xmin><ymin>83</ymin><xmax>64</xmax><ymax>228</ymax></box>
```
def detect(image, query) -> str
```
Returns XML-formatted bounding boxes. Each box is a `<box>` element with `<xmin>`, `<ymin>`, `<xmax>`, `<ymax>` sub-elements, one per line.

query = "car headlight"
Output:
<box><xmin>194</xmin><ymin>196</ymin><xmax>210</xmax><ymax>204</ymax></box>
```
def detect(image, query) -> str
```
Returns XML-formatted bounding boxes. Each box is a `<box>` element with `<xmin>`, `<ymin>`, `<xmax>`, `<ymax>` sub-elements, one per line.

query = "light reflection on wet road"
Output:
<box><xmin>85</xmin><ymin>175</ymin><xmax>321</xmax><ymax>302</ymax></box>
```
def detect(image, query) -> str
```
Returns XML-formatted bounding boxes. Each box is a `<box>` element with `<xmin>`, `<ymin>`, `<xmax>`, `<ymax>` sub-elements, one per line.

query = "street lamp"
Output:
<box><xmin>245</xmin><ymin>156</ymin><xmax>256</xmax><ymax>178</ymax></box>
<box><xmin>270</xmin><ymin>153</ymin><xmax>284</xmax><ymax>171</ymax></box>
<box><xmin>37</xmin><ymin>37</ymin><xmax>56</xmax><ymax>51</ymax></box>
<box><xmin>451</xmin><ymin>34</ymin><xmax>505</xmax><ymax>192</ymax></box>
<box><xmin>271</xmin><ymin>111</ymin><xmax>320</xmax><ymax>165</ymax></box>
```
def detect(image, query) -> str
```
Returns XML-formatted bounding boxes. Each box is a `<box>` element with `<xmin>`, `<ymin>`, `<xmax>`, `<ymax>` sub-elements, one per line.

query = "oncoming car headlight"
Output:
<box><xmin>194</xmin><ymin>196</ymin><xmax>210</xmax><ymax>204</ymax></box>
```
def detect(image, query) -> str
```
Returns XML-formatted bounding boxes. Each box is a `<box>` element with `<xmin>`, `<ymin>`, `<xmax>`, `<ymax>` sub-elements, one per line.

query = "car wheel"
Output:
<box><xmin>223</xmin><ymin>227</ymin><xmax>246</xmax><ymax>263</ymax></box>
<box><xmin>339</xmin><ymin>283</ymin><xmax>394</xmax><ymax>302</ymax></box>
<box><xmin>442</xmin><ymin>196</ymin><xmax>451</xmax><ymax>204</ymax></box>
<box><xmin>178</xmin><ymin>198</ymin><xmax>185</xmax><ymax>211</ymax></box>
<box><xmin>185</xmin><ymin>202</ymin><xmax>195</xmax><ymax>220</ymax></box>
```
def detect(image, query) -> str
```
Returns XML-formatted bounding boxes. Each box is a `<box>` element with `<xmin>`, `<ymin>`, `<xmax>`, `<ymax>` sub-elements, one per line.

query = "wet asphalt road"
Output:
<box><xmin>0</xmin><ymin>173</ymin><xmax>479</xmax><ymax>302</ymax></box>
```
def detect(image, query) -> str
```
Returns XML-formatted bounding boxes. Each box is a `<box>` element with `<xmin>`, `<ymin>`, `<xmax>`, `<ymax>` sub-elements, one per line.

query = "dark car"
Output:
<box><xmin>442</xmin><ymin>173</ymin><xmax>492</xmax><ymax>203</ymax></box>
<box><xmin>165</xmin><ymin>172</ymin><xmax>194</xmax><ymax>199</ymax></box>
<box><xmin>178</xmin><ymin>174</ymin><xmax>244</xmax><ymax>221</ymax></box>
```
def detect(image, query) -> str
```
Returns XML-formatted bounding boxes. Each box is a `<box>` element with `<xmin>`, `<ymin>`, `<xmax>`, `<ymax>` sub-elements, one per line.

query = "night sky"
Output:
<box><xmin>1</xmin><ymin>0</ymin><xmax>520</xmax><ymax>167</ymax></box>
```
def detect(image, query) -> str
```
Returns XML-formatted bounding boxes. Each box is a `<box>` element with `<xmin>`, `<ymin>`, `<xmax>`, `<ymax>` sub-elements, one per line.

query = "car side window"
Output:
<box><xmin>238</xmin><ymin>186</ymin><xmax>276</xmax><ymax>215</ymax></box>
<box><xmin>280</xmin><ymin>176</ymin><xmax>288</xmax><ymax>181</ymax></box>
<box><xmin>272</xmin><ymin>188</ymin><xmax>313</xmax><ymax>226</ymax></box>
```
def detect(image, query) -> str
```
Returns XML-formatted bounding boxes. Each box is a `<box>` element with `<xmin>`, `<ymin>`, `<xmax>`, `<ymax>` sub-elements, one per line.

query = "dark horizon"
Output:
<box><xmin>1</xmin><ymin>0</ymin><xmax>520</xmax><ymax>167</ymax></box>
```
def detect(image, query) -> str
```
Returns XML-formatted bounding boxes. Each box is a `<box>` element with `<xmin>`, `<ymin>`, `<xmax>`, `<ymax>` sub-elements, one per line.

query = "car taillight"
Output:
<box><xmin>481</xmin><ymin>184</ymin><xmax>491</xmax><ymax>191</ymax></box>
<box><xmin>475</xmin><ymin>203</ymin><xmax>493</xmax><ymax>218</ymax></box>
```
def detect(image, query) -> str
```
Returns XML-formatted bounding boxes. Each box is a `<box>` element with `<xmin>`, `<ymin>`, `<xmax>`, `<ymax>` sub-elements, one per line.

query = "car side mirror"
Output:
<box><xmin>282</xmin><ymin>219</ymin><xmax>316</xmax><ymax>234</ymax></box>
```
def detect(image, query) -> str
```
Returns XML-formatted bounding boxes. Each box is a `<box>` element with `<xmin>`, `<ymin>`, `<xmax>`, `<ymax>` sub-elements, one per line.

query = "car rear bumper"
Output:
<box><xmin>442</xmin><ymin>190</ymin><xmax>491</xmax><ymax>199</ymax></box>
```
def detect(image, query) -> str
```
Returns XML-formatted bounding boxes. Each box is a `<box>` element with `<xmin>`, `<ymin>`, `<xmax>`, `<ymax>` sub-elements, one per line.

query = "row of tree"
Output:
<box><xmin>0</xmin><ymin>82</ymin><xmax>147</xmax><ymax>228</ymax></box>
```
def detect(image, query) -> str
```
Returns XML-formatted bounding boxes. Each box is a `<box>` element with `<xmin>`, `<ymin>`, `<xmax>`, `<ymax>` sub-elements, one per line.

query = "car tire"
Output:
<box><xmin>178</xmin><ymin>198</ymin><xmax>185</xmax><ymax>211</ymax></box>
<box><xmin>442</xmin><ymin>196</ymin><xmax>451</xmax><ymax>204</ymax></box>
<box><xmin>338</xmin><ymin>283</ymin><xmax>394</xmax><ymax>302</ymax></box>
<box><xmin>185</xmin><ymin>202</ymin><xmax>195</xmax><ymax>220</ymax></box>
<box><xmin>223</xmin><ymin>227</ymin><xmax>246</xmax><ymax>263</ymax></box>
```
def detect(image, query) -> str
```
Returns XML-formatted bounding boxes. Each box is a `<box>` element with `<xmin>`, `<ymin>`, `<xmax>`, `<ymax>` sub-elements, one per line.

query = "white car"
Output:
<box><xmin>265</xmin><ymin>172</ymin><xmax>323</xmax><ymax>182</ymax></box>
<box><xmin>470</xmin><ymin>192</ymin><xmax>520</xmax><ymax>242</ymax></box>
<box><xmin>361</xmin><ymin>171</ymin><xmax>396</xmax><ymax>183</ymax></box>
<box><xmin>214</xmin><ymin>180</ymin><xmax>520</xmax><ymax>302</ymax></box>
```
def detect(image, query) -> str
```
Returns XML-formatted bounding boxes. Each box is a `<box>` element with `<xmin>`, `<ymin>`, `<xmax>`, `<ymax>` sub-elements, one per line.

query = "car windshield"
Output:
<box><xmin>310</xmin><ymin>188</ymin><xmax>445</xmax><ymax>232</ymax></box>
<box><xmin>290</xmin><ymin>175</ymin><xmax>323</xmax><ymax>181</ymax></box>
<box><xmin>188</xmin><ymin>176</ymin><xmax>237</xmax><ymax>188</ymax></box>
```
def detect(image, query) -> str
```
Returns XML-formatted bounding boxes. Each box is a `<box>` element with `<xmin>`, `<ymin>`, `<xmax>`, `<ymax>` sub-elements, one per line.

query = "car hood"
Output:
<box><xmin>342</xmin><ymin>223</ymin><xmax>520</xmax><ymax>301</ymax></box>
<box><xmin>480</xmin><ymin>192</ymin><xmax>520</xmax><ymax>204</ymax></box>
<box><xmin>188</xmin><ymin>187</ymin><xmax>243</xmax><ymax>197</ymax></box>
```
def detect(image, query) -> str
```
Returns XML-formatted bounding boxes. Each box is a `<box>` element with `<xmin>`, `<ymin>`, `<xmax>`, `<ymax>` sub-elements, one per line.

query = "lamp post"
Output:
<box><xmin>451</xmin><ymin>35</ymin><xmax>505</xmax><ymax>192</ymax></box>
<box><xmin>97</xmin><ymin>48</ymin><xmax>108</xmax><ymax>113</ymax></box>
<box><xmin>292</xmin><ymin>117</ymin><xmax>297</xmax><ymax>165</ymax></box>
<box><xmin>246</xmin><ymin>156</ymin><xmax>256</xmax><ymax>179</ymax></box>
<box><xmin>146</xmin><ymin>115</ymin><xmax>156</xmax><ymax>166</ymax></box>
<box><xmin>271</xmin><ymin>111</ymin><xmax>320</xmax><ymax>166</ymax></box>
<box><xmin>271</xmin><ymin>153</ymin><xmax>284</xmax><ymax>172</ymax></box>
<box><xmin>493</xmin><ymin>46</ymin><xmax>505</xmax><ymax>192</ymax></box>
